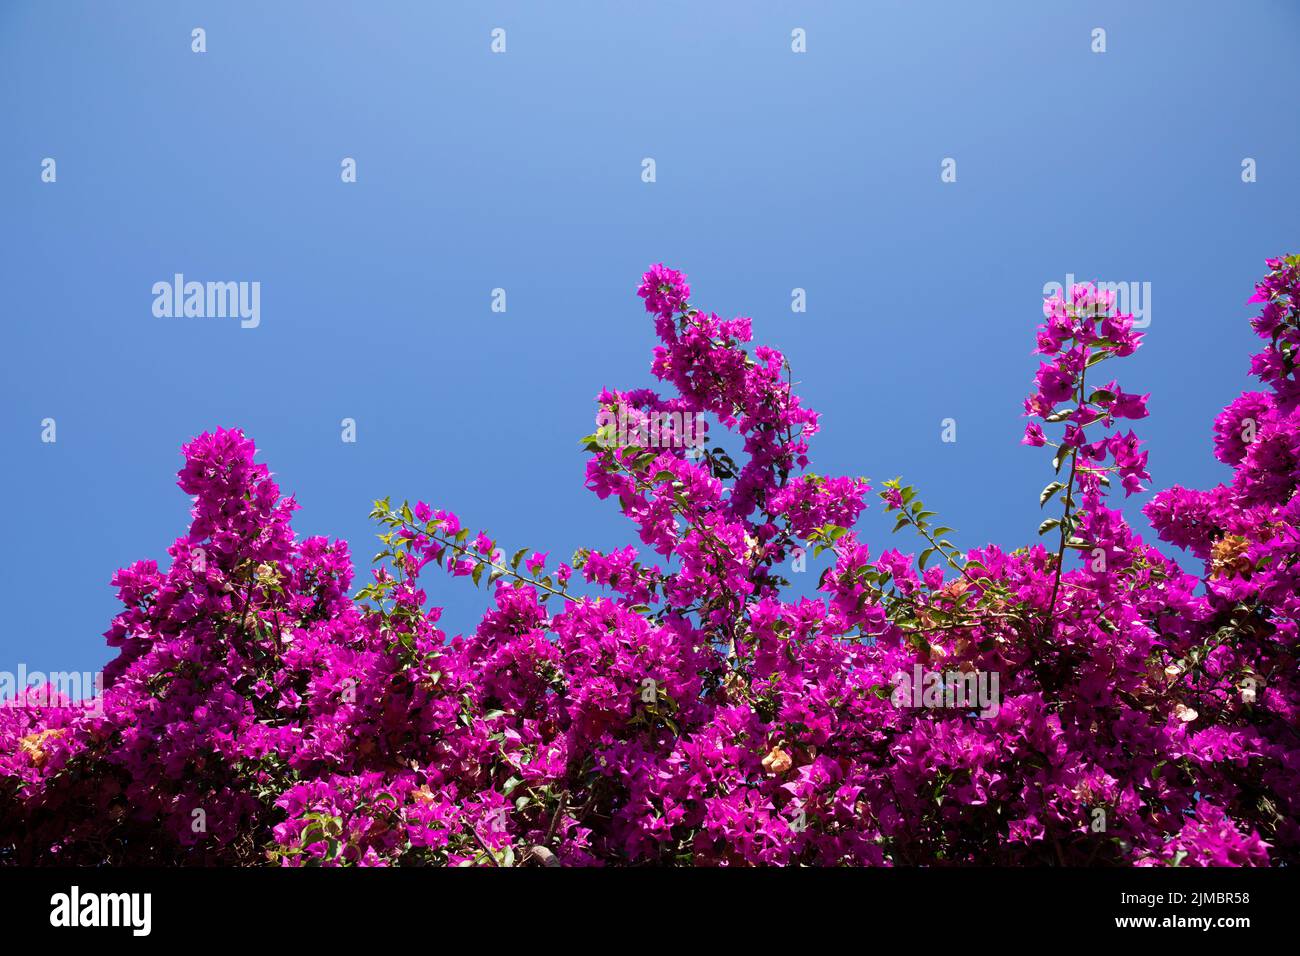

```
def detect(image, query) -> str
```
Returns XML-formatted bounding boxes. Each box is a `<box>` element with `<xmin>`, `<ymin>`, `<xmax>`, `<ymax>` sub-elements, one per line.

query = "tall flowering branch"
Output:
<box><xmin>1021</xmin><ymin>282</ymin><xmax>1150</xmax><ymax>629</ymax></box>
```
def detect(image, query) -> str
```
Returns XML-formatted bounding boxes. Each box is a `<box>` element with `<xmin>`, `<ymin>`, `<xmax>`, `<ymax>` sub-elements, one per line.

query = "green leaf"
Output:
<box><xmin>1038</xmin><ymin>518</ymin><xmax>1060</xmax><ymax>535</ymax></box>
<box><xmin>1039</xmin><ymin>481</ymin><xmax>1066</xmax><ymax>507</ymax></box>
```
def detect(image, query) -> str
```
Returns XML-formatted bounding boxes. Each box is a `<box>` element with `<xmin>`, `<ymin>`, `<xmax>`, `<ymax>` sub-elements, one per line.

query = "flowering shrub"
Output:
<box><xmin>2</xmin><ymin>257</ymin><xmax>1298</xmax><ymax>866</ymax></box>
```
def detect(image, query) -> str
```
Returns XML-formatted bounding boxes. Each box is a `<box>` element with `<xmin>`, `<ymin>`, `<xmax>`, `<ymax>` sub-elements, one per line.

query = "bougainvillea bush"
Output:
<box><xmin>3</xmin><ymin>258</ymin><xmax>1298</xmax><ymax>867</ymax></box>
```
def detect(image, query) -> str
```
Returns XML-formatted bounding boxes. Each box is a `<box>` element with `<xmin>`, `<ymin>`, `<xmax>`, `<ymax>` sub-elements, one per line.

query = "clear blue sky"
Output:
<box><xmin>2</xmin><ymin>0</ymin><xmax>1298</xmax><ymax>676</ymax></box>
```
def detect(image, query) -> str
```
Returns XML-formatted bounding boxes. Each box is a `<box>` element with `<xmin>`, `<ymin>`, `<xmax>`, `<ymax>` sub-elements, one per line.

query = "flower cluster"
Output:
<box><xmin>3</xmin><ymin>258</ymin><xmax>1297</xmax><ymax>867</ymax></box>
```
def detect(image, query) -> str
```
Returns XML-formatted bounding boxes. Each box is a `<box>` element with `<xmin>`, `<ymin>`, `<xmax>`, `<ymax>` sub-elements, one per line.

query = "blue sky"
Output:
<box><xmin>2</xmin><ymin>0</ymin><xmax>1298</xmax><ymax>676</ymax></box>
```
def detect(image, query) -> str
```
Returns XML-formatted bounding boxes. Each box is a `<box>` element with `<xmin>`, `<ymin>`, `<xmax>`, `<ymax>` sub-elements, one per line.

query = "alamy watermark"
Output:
<box><xmin>594</xmin><ymin>404</ymin><xmax>706</xmax><ymax>458</ymax></box>
<box><xmin>152</xmin><ymin>273</ymin><xmax>261</xmax><ymax>328</ymax></box>
<box><xmin>50</xmin><ymin>886</ymin><xmax>151</xmax><ymax>936</ymax></box>
<box><xmin>1043</xmin><ymin>273</ymin><xmax>1151</xmax><ymax>328</ymax></box>
<box><xmin>891</xmin><ymin>664</ymin><xmax>1001</xmax><ymax>719</ymax></box>
<box><xmin>1</xmin><ymin>665</ymin><xmax>104</xmax><ymax>716</ymax></box>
